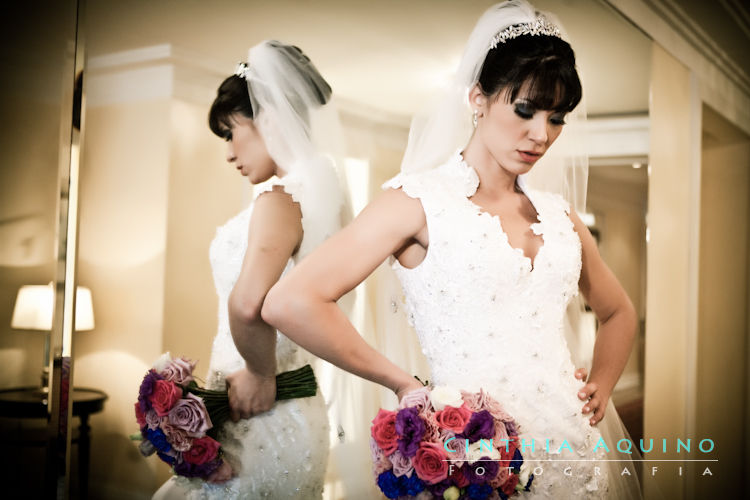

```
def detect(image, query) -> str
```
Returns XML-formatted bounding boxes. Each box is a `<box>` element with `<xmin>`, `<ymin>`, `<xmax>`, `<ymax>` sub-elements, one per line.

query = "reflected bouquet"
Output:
<box><xmin>370</xmin><ymin>386</ymin><xmax>533</xmax><ymax>499</ymax></box>
<box><xmin>133</xmin><ymin>352</ymin><xmax>318</xmax><ymax>479</ymax></box>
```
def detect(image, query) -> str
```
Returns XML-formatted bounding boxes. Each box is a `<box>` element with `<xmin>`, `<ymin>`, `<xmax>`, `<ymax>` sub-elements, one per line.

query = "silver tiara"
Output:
<box><xmin>489</xmin><ymin>15</ymin><xmax>561</xmax><ymax>49</ymax></box>
<box><xmin>234</xmin><ymin>62</ymin><xmax>250</xmax><ymax>79</ymax></box>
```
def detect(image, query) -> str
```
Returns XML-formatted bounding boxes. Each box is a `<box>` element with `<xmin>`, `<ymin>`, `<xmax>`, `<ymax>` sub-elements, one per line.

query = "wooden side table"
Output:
<box><xmin>0</xmin><ymin>386</ymin><xmax>107</xmax><ymax>499</ymax></box>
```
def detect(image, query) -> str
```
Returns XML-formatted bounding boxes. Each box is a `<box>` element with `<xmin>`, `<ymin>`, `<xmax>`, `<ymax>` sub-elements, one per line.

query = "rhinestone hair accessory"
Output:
<box><xmin>489</xmin><ymin>14</ymin><xmax>561</xmax><ymax>49</ymax></box>
<box><xmin>234</xmin><ymin>62</ymin><xmax>250</xmax><ymax>79</ymax></box>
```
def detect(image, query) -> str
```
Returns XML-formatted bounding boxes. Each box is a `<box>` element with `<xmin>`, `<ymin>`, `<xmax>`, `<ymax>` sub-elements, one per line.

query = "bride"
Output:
<box><xmin>153</xmin><ymin>40</ymin><xmax>344</xmax><ymax>499</ymax></box>
<box><xmin>263</xmin><ymin>1</ymin><xmax>645</xmax><ymax>498</ymax></box>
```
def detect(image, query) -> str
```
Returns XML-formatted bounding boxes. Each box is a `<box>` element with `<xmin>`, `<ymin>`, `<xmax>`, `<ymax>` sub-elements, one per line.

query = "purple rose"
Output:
<box><xmin>465</xmin><ymin>457</ymin><xmax>499</xmax><ymax>485</ymax></box>
<box><xmin>458</xmin><ymin>410</ymin><xmax>495</xmax><ymax>443</ymax></box>
<box><xmin>396</xmin><ymin>407</ymin><xmax>425</xmax><ymax>457</ymax></box>
<box><xmin>145</xmin><ymin>409</ymin><xmax>161</xmax><ymax>430</ymax></box>
<box><xmin>174</xmin><ymin>457</ymin><xmax>222</xmax><ymax>478</ymax></box>
<box><xmin>167</xmin><ymin>393</ymin><xmax>212</xmax><ymax>437</ymax></box>
<box><xmin>138</xmin><ymin>369</ymin><xmax>163</xmax><ymax>413</ymax></box>
<box><xmin>161</xmin><ymin>357</ymin><xmax>196</xmax><ymax>385</ymax></box>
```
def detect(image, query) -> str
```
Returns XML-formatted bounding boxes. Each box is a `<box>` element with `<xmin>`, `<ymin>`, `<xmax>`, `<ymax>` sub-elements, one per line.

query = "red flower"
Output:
<box><xmin>371</xmin><ymin>409</ymin><xmax>398</xmax><ymax>456</ymax></box>
<box><xmin>134</xmin><ymin>402</ymin><xmax>147</xmax><ymax>428</ymax></box>
<box><xmin>412</xmin><ymin>442</ymin><xmax>449</xmax><ymax>485</ymax></box>
<box><xmin>434</xmin><ymin>404</ymin><xmax>473</xmax><ymax>432</ymax></box>
<box><xmin>501</xmin><ymin>472</ymin><xmax>520</xmax><ymax>496</ymax></box>
<box><xmin>182</xmin><ymin>436</ymin><xmax>221</xmax><ymax>465</ymax></box>
<box><xmin>149</xmin><ymin>380</ymin><xmax>182</xmax><ymax>417</ymax></box>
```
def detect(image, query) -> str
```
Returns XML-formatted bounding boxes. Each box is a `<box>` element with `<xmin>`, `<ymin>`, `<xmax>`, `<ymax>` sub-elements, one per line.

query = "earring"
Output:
<box><xmin>472</xmin><ymin>110</ymin><xmax>478</xmax><ymax>128</ymax></box>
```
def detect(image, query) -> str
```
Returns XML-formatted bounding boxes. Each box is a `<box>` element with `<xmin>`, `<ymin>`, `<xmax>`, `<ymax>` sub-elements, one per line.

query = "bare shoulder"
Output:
<box><xmin>361</xmin><ymin>186</ymin><xmax>427</xmax><ymax>239</ymax></box>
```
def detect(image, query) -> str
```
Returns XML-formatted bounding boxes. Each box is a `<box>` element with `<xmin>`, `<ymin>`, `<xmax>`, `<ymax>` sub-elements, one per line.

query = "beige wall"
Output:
<box><xmin>587</xmin><ymin>174</ymin><xmax>647</xmax><ymax>391</ymax></box>
<box><xmin>644</xmin><ymin>43</ymin><xmax>698</xmax><ymax>499</ymax></box>
<box><xmin>75</xmin><ymin>91</ymin><xmax>241</xmax><ymax>497</ymax></box>
<box><xmin>695</xmin><ymin>111</ymin><xmax>749</xmax><ymax>497</ymax></box>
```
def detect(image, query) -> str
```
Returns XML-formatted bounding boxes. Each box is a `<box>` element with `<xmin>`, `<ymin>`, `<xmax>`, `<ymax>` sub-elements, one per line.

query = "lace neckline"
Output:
<box><xmin>452</xmin><ymin>151</ymin><xmax>546</xmax><ymax>272</ymax></box>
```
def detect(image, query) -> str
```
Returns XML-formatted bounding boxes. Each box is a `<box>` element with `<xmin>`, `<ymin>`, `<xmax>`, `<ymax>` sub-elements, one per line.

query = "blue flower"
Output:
<box><xmin>524</xmin><ymin>473</ymin><xmax>535</xmax><ymax>491</ymax></box>
<box><xmin>377</xmin><ymin>470</ymin><xmax>400</xmax><ymax>499</ymax></box>
<box><xmin>157</xmin><ymin>451</ymin><xmax>176</xmax><ymax>465</ymax></box>
<box><xmin>510</xmin><ymin>448</ymin><xmax>523</xmax><ymax>470</ymax></box>
<box><xmin>145</xmin><ymin>428</ymin><xmax>172</xmax><ymax>454</ymax></box>
<box><xmin>466</xmin><ymin>483</ymin><xmax>493</xmax><ymax>499</ymax></box>
<box><xmin>400</xmin><ymin>473</ymin><xmax>426</xmax><ymax>496</ymax></box>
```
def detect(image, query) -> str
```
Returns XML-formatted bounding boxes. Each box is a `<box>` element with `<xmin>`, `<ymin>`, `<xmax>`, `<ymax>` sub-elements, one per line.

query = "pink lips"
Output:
<box><xmin>517</xmin><ymin>150</ymin><xmax>542</xmax><ymax>163</ymax></box>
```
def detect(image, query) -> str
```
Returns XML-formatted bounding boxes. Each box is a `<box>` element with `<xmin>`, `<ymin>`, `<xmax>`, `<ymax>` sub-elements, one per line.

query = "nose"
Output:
<box><xmin>225</xmin><ymin>141</ymin><xmax>236</xmax><ymax>163</ymax></box>
<box><xmin>528</xmin><ymin>115</ymin><xmax>549</xmax><ymax>144</ymax></box>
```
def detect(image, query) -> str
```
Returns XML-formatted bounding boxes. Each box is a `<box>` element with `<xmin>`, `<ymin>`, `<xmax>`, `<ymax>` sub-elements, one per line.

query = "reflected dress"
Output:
<box><xmin>153</xmin><ymin>175</ymin><xmax>335</xmax><ymax>499</ymax></box>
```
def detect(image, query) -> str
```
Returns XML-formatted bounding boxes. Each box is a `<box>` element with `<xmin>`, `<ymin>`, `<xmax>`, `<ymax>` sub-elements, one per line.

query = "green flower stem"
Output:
<box><xmin>186</xmin><ymin>364</ymin><xmax>318</xmax><ymax>429</ymax></box>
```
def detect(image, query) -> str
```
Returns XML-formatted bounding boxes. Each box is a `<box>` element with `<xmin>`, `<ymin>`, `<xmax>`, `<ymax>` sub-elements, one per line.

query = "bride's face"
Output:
<box><xmin>224</xmin><ymin>114</ymin><xmax>278</xmax><ymax>184</ymax></box>
<box><xmin>473</xmin><ymin>83</ymin><xmax>567</xmax><ymax>175</ymax></box>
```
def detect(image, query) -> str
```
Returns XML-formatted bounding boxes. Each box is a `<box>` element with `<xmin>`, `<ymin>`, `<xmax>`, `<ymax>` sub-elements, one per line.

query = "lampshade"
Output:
<box><xmin>10</xmin><ymin>282</ymin><xmax>95</xmax><ymax>331</ymax></box>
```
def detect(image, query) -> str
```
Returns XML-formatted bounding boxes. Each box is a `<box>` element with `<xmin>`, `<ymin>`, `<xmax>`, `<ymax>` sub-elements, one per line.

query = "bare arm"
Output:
<box><xmin>569</xmin><ymin>207</ymin><xmax>638</xmax><ymax>425</ymax></box>
<box><xmin>225</xmin><ymin>186</ymin><xmax>303</xmax><ymax>420</ymax></box>
<box><xmin>262</xmin><ymin>188</ymin><xmax>427</xmax><ymax>399</ymax></box>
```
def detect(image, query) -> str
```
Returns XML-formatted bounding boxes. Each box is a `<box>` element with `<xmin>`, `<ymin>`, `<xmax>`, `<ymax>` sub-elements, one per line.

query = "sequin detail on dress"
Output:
<box><xmin>153</xmin><ymin>174</ymin><xmax>334</xmax><ymax>500</ymax></box>
<box><xmin>383</xmin><ymin>152</ymin><xmax>610</xmax><ymax>498</ymax></box>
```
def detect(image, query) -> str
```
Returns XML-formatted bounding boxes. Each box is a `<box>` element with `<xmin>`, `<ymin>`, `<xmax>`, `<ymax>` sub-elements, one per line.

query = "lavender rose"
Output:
<box><xmin>145</xmin><ymin>409</ymin><xmax>161</xmax><ymax>430</ymax></box>
<box><xmin>398</xmin><ymin>386</ymin><xmax>432</xmax><ymax>415</ymax></box>
<box><xmin>395</xmin><ymin>407</ymin><xmax>425</xmax><ymax>457</ymax></box>
<box><xmin>161</xmin><ymin>418</ymin><xmax>194</xmax><ymax>452</ymax></box>
<box><xmin>458</xmin><ymin>410</ymin><xmax>495</xmax><ymax>443</ymax></box>
<box><xmin>389</xmin><ymin>450</ymin><xmax>414</xmax><ymax>478</ymax></box>
<box><xmin>167</xmin><ymin>393</ymin><xmax>212</xmax><ymax>437</ymax></box>
<box><xmin>161</xmin><ymin>357</ymin><xmax>196</xmax><ymax>385</ymax></box>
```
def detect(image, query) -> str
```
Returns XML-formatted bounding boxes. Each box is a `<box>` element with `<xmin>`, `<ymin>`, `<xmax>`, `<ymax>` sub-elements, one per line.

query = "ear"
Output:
<box><xmin>468</xmin><ymin>84</ymin><xmax>488</xmax><ymax>116</ymax></box>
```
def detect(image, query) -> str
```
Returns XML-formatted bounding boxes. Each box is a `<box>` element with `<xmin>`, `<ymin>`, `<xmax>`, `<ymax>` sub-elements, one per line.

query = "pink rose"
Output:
<box><xmin>389</xmin><ymin>450</ymin><xmax>414</xmax><ymax>478</ymax></box>
<box><xmin>145</xmin><ymin>409</ymin><xmax>161</xmax><ymax>430</ymax></box>
<box><xmin>134</xmin><ymin>402</ymin><xmax>146</xmax><ymax>428</ymax></box>
<box><xmin>435</xmin><ymin>403</ymin><xmax>473</xmax><ymax>432</ymax></box>
<box><xmin>161</xmin><ymin>418</ymin><xmax>194</xmax><ymax>452</ymax></box>
<box><xmin>149</xmin><ymin>380</ymin><xmax>182</xmax><ymax>417</ymax></box>
<box><xmin>421</xmin><ymin>414</ymin><xmax>441</xmax><ymax>444</ymax></box>
<box><xmin>442</xmin><ymin>433</ymin><xmax>468</xmax><ymax>467</ymax></box>
<box><xmin>461</xmin><ymin>389</ymin><xmax>513</xmax><ymax>422</ymax></box>
<box><xmin>398</xmin><ymin>386</ymin><xmax>432</xmax><ymax>416</ymax></box>
<box><xmin>493</xmin><ymin>419</ymin><xmax>509</xmax><ymax>444</ymax></box>
<box><xmin>182</xmin><ymin>436</ymin><xmax>221</xmax><ymax>465</ymax></box>
<box><xmin>168</xmin><ymin>393</ymin><xmax>212</xmax><ymax>437</ymax></box>
<box><xmin>370</xmin><ymin>436</ymin><xmax>391</xmax><ymax>477</ymax></box>
<box><xmin>371</xmin><ymin>409</ymin><xmax>398</xmax><ymax>456</ymax></box>
<box><xmin>412</xmin><ymin>442</ymin><xmax>449</xmax><ymax>485</ymax></box>
<box><xmin>161</xmin><ymin>357</ymin><xmax>197</xmax><ymax>385</ymax></box>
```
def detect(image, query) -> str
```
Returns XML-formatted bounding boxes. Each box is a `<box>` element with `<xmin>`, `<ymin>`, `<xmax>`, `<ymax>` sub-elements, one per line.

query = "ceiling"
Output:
<box><xmin>85</xmin><ymin>0</ymin><xmax>652</xmax><ymax>118</ymax></box>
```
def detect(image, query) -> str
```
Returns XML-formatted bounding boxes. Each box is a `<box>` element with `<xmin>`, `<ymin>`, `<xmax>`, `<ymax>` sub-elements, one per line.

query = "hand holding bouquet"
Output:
<box><xmin>133</xmin><ymin>352</ymin><xmax>318</xmax><ymax>480</ymax></box>
<box><xmin>370</xmin><ymin>385</ymin><xmax>533</xmax><ymax>499</ymax></box>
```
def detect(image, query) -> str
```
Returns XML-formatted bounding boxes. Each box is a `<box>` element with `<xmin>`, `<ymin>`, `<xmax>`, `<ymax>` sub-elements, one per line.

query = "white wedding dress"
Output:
<box><xmin>153</xmin><ymin>175</ymin><xmax>335</xmax><ymax>500</ymax></box>
<box><xmin>384</xmin><ymin>152</ymin><xmax>644</xmax><ymax>499</ymax></box>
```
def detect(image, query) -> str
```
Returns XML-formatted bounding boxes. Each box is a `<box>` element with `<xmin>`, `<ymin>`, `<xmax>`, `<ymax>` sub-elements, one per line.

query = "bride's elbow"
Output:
<box><xmin>262</xmin><ymin>280</ymin><xmax>300</xmax><ymax>330</ymax></box>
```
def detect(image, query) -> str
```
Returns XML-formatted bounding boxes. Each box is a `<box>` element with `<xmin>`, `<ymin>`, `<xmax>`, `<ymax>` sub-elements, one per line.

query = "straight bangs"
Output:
<box><xmin>505</xmin><ymin>56</ymin><xmax>582</xmax><ymax>113</ymax></box>
<box><xmin>208</xmin><ymin>75</ymin><xmax>254</xmax><ymax>138</ymax></box>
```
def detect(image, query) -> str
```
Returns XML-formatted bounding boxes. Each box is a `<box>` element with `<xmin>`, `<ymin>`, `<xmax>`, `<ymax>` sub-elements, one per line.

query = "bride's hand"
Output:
<box><xmin>225</xmin><ymin>367</ymin><xmax>276</xmax><ymax>421</ymax></box>
<box><xmin>574</xmin><ymin>367</ymin><xmax>588</xmax><ymax>382</ymax></box>
<box><xmin>394</xmin><ymin>377</ymin><xmax>426</xmax><ymax>403</ymax></box>
<box><xmin>206</xmin><ymin>460</ymin><xmax>234</xmax><ymax>483</ymax></box>
<box><xmin>577</xmin><ymin>376</ymin><xmax>611</xmax><ymax>426</ymax></box>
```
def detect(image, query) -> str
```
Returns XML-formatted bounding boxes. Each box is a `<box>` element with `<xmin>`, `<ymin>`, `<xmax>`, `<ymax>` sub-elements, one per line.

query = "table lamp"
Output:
<box><xmin>10</xmin><ymin>282</ymin><xmax>94</xmax><ymax>392</ymax></box>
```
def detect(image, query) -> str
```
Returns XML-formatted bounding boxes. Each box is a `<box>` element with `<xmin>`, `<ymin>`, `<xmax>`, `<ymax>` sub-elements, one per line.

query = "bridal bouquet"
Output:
<box><xmin>133</xmin><ymin>352</ymin><xmax>318</xmax><ymax>480</ymax></box>
<box><xmin>370</xmin><ymin>386</ymin><xmax>533</xmax><ymax>500</ymax></box>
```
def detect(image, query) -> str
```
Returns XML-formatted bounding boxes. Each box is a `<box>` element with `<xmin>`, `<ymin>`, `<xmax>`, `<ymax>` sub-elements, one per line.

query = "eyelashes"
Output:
<box><xmin>513</xmin><ymin>102</ymin><xmax>567</xmax><ymax>125</ymax></box>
